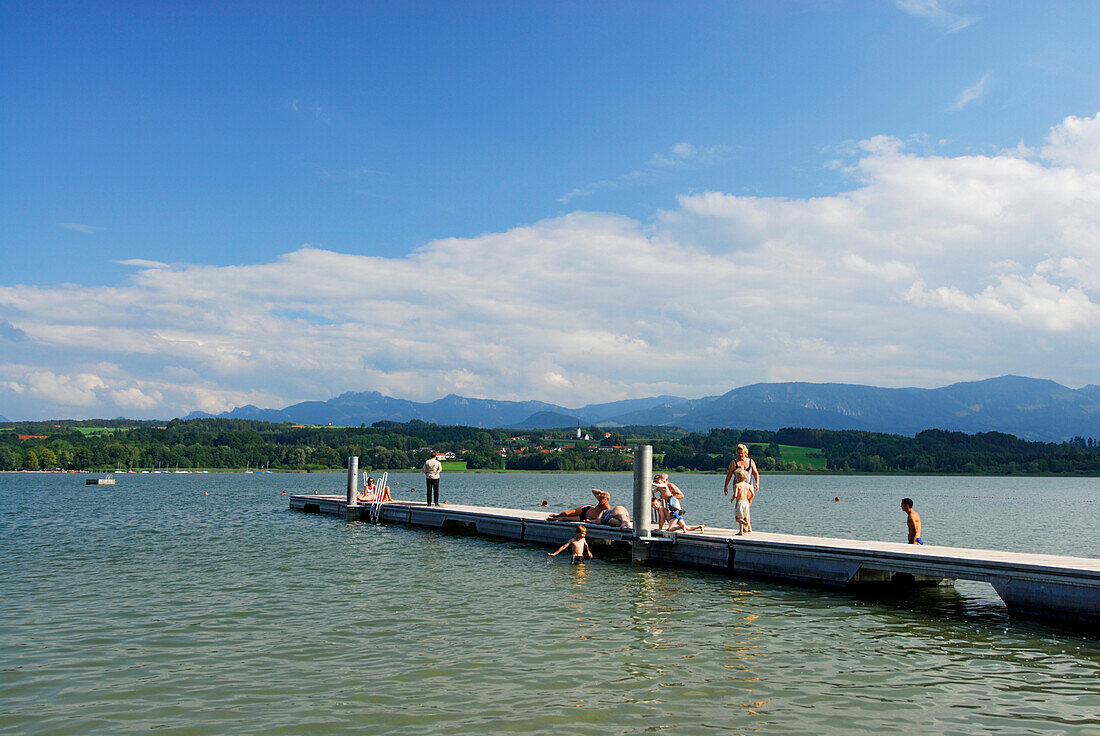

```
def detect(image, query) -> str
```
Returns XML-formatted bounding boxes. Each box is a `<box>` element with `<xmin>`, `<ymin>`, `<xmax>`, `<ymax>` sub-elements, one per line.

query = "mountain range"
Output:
<box><xmin>182</xmin><ymin>375</ymin><xmax>1100</xmax><ymax>443</ymax></box>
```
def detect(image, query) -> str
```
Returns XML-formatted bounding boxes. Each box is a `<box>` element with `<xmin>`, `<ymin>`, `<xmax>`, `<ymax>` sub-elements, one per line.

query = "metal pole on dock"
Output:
<box><xmin>631</xmin><ymin>445</ymin><xmax>653</xmax><ymax>563</ymax></box>
<box><xmin>346</xmin><ymin>456</ymin><xmax>359</xmax><ymax>519</ymax></box>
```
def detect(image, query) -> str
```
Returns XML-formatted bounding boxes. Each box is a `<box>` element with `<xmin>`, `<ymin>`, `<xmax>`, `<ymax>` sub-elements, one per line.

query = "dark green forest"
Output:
<box><xmin>2</xmin><ymin>418</ymin><xmax>1099</xmax><ymax>475</ymax></box>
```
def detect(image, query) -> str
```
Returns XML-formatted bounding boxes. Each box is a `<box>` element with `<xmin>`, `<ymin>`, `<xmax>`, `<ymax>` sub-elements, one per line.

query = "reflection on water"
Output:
<box><xmin>1</xmin><ymin>472</ymin><xmax>1098</xmax><ymax>735</ymax></box>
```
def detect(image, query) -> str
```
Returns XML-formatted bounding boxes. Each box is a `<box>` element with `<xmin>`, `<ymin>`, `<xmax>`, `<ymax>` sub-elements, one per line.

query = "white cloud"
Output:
<box><xmin>949</xmin><ymin>73</ymin><xmax>990</xmax><ymax>111</ymax></box>
<box><xmin>560</xmin><ymin>141</ymin><xmax>728</xmax><ymax>203</ymax></box>
<box><xmin>116</xmin><ymin>259</ymin><xmax>170</xmax><ymax>269</ymax></box>
<box><xmin>25</xmin><ymin>370</ymin><xmax>107</xmax><ymax>407</ymax></box>
<box><xmin>3</xmin><ymin>112</ymin><xmax>1100</xmax><ymax>419</ymax></box>
<box><xmin>649</xmin><ymin>142</ymin><xmax>728</xmax><ymax>168</ymax></box>
<box><xmin>896</xmin><ymin>0</ymin><xmax>976</xmax><ymax>32</ymax></box>
<box><xmin>111</xmin><ymin>387</ymin><xmax>163</xmax><ymax>410</ymax></box>
<box><xmin>57</xmin><ymin>222</ymin><xmax>105</xmax><ymax>233</ymax></box>
<box><xmin>1041</xmin><ymin>113</ymin><xmax>1100</xmax><ymax>171</ymax></box>
<box><xmin>906</xmin><ymin>276</ymin><xmax>1100</xmax><ymax>332</ymax></box>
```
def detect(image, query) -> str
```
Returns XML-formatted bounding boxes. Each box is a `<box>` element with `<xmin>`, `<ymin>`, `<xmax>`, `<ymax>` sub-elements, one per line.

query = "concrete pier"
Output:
<box><xmin>290</xmin><ymin>494</ymin><xmax>1100</xmax><ymax>627</ymax></box>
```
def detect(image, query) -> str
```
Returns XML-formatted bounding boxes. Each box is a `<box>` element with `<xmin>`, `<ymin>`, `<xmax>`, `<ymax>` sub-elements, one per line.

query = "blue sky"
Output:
<box><xmin>2</xmin><ymin>1</ymin><xmax>1099</xmax><ymax>419</ymax></box>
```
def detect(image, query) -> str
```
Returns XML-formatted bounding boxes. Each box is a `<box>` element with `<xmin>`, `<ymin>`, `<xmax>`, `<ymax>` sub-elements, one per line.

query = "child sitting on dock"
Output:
<box><xmin>732</xmin><ymin>468</ymin><xmax>754</xmax><ymax>535</ymax></box>
<box><xmin>548</xmin><ymin>525</ymin><xmax>593</xmax><ymax>564</ymax></box>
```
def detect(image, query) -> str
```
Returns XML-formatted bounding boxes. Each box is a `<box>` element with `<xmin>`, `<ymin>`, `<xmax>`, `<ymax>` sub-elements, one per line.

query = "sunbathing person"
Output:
<box><xmin>596</xmin><ymin>503</ymin><xmax>632</xmax><ymax>531</ymax></box>
<box><xmin>546</xmin><ymin>488</ymin><xmax>611</xmax><ymax>522</ymax></box>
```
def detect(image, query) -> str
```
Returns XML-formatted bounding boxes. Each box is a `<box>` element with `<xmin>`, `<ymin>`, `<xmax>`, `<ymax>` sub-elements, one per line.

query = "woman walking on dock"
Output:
<box><xmin>723</xmin><ymin>444</ymin><xmax>760</xmax><ymax>500</ymax></box>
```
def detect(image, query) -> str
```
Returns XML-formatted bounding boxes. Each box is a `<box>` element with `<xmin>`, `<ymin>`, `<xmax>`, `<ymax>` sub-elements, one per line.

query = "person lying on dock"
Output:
<box><xmin>596</xmin><ymin>501</ymin><xmax>632</xmax><ymax>532</ymax></box>
<box><xmin>548</xmin><ymin>525</ymin><xmax>593</xmax><ymax>564</ymax></box>
<box><xmin>657</xmin><ymin>473</ymin><xmax>705</xmax><ymax>533</ymax></box>
<box><xmin>546</xmin><ymin>488</ymin><xmax>611</xmax><ymax>522</ymax></box>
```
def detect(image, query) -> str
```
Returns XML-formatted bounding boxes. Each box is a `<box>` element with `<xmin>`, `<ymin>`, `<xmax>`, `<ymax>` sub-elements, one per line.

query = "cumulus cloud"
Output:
<box><xmin>1040</xmin><ymin>113</ymin><xmax>1100</xmax><ymax>171</ymax></box>
<box><xmin>3</xmin><ymin>112</ymin><xmax>1100</xmax><ymax>419</ymax></box>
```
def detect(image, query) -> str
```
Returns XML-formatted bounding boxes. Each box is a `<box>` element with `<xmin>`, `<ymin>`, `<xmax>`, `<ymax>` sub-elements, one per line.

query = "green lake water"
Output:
<box><xmin>2</xmin><ymin>472</ymin><xmax>1098</xmax><ymax>735</ymax></box>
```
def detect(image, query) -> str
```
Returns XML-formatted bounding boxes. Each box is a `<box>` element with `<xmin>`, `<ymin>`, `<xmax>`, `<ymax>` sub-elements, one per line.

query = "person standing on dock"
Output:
<box><xmin>423</xmin><ymin>455</ymin><xmax>442</xmax><ymax>506</ymax></box>
<box><xmin>902</xmin><ymin>498</ymin><xmax>922</xmax><ymax>544</ymax></box>
<box><xmin>723</xmin><ymin>444</ymin><xmax>760</xmax><ymax>500</ymax></box>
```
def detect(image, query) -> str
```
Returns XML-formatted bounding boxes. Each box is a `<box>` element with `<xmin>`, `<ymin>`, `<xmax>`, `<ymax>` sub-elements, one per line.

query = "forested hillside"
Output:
<box><xmin>2</xmin><ymin>419</ymin><xmax>1098</xmax><ymax>475</ymax></box>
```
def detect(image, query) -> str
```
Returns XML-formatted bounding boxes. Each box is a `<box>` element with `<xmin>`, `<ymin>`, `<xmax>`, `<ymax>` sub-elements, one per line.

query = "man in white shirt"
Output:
<box><xmin>423</xmin><ymin>455</ymin><xmax>442</xmax><ymax>506</ymax></box>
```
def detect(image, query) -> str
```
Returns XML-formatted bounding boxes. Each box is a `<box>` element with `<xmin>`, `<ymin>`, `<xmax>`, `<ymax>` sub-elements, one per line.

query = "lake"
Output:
<box><xmin>2</xmin><ymin>471</ymin><xmax>1098</xmax><ymax>735</ymax></box>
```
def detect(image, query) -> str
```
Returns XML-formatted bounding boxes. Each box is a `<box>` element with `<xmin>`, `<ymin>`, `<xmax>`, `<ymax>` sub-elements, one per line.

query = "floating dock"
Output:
<box><xmin>290</xmin><ymin>450</ymin><xmax>1100</xmax><ymax>627</ymax></box>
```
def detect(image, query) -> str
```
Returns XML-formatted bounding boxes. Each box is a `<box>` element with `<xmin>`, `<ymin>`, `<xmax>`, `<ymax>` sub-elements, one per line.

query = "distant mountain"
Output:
<box><xmin>1080</xmin><ymin>385</ymin><xmax>1100</xmax><ymax>402</ymax></box>
<box><xmin>509</xmin><ymin>410</ymin><xmax>581</xmax><ymax>430</ymax></box>
<box><xmin>181</xmin><ymin>376</ymin><xmax>1100</xmax><ymax>442</ymax></box>
<box><xmin>186</xmin><ymin>391</ymin><xmax>687</xmax><ymax>429</ymax></box>
<box><xmin>615</xmin><ymin>376</ymin><xmax>1100</xmax><ymax>442</ymax></box>
<box><xmin>573</xmin><ymin>396</ymin><xmax>689</xmax><ymax>424</ymax></box>
<box><xmin>0</xmin><ymin>414</ymin><xmax>9</xmax><ymax>423</ymax></box>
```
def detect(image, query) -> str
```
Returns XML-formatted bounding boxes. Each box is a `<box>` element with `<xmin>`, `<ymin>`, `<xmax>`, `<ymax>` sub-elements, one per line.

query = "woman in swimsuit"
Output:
<box><xmin>358</xmin><ymin>476</ymin><xmax>393</xmax><ymax>502</ymax></box>
<box><xmin>723</xmin><ymin>444</ymin><xmax>760</xmax><ymax>499</ymax></box>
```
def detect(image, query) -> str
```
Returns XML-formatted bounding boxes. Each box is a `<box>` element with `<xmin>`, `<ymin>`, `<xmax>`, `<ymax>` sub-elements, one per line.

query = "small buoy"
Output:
<box><xmin>541</xmin><ymin>500</ymin><xmax>548</xmax><ymax>506</ymax></box>
<box><xmin>443</xmin><ymin>500</ymin><xmax>449</xmax><ymax>504</ymax></box>
<box><xmin>204</xmin><ymin>492</ymin><xmax>209</xmax><ymax>496</ymax></box>
<box><xmin>281</xmin><ymin>491</ymin><xmax>286</xmax><ymax>495</ymax></box>
<box><xmin>314</xmin><ymin>491</ymin><xmax>318</xmax><ymax>494</ymax></box>
<box><xmin>834</xmin><ymin>496</ymin><xmax>840</xmax><ymax>502</ymax></box>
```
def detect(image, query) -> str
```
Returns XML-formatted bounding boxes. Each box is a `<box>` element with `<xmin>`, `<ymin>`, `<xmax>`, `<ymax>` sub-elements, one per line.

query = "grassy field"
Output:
<box><xmin>71</xmin><ymin>427</ymin><xmax>131</xmax><ymax>436</ymax></box>
<box><xmin>778</xmin><ymin>444</ymin><xmax>827</xmax><ymax>469</ymax></box>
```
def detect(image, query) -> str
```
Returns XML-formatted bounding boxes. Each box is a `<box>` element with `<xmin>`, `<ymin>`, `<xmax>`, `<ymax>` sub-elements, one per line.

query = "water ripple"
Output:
<box><xmin>2</xmin><ymin>473</ymin><xmax>1098</xmax><ymax>735</ymax></box>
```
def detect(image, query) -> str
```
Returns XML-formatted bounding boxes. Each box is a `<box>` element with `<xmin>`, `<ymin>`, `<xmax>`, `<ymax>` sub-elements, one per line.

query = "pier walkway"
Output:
<box><xmin>290</xmin><ymin>493</ymin><xmax>1100</xmax><ymax>626</ymax></box>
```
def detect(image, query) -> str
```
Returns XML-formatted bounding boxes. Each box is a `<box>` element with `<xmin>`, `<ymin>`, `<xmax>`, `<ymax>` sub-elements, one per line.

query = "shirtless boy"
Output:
<box><xmin>731</xmin><ymin>468</ymin><xmax>754</xmax><ymax>535</ymax></box>
<box><xmin>902</xmin><ymin>497</ymin><xmax>922</xmax><ymax>544</ymax></box>
<box><xmin>548</xmin><ymin>525</ymin><xmax>593</xmax><ymax>564</ymax></box>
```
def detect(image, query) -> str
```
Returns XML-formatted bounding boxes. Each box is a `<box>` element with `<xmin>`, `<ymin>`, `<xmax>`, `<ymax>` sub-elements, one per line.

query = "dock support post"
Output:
<box><xmin>631</xmin><ymin>444</ymin><xmax>653</xmax><ymax>563</ymax></box>
<box><xmin>345</xmin><ymin>456</ymin><xmax>359</xmax><ymax>520</ymax></box>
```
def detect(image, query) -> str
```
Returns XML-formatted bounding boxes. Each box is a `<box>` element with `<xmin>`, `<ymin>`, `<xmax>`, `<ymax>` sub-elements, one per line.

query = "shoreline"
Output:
<box><xmin>4</xmin><ymin>468</ymin><xmax>1100</xmax><ymax>478</ymax></box>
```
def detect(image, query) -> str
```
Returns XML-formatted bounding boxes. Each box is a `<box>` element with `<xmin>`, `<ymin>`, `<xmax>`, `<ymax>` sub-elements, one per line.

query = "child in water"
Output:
<box><xmin>548</xmin><ymin>525</ymin><xmax>593</xmax><ymax>564</ymax></box>
<box><xmin>731</xmin><ymin>468</ymin><xmax>755</xmax><ymax>535</ymax></box>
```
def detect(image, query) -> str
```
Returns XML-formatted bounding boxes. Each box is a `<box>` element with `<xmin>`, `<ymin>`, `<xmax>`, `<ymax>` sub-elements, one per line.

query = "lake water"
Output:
<box><xmin>2</xmin><ymin>471</ymin><xmax>1098</xmax><ymax>735</ymax></box>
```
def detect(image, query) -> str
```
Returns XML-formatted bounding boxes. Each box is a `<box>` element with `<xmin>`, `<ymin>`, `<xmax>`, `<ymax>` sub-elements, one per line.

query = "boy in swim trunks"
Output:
<box><xmin>902</xmin><ymin>498</ymin><xmax>923</xmax><ymax>544</ymax></box>
<box><xmin>548</xmin><ymin>525</ymin><xmax>593</xmax><ymax>564</ymax></box>
<box><xmin>732</xmin><ymin>468</ymin><xmax>754</xmax><ymax>535</ymax></box>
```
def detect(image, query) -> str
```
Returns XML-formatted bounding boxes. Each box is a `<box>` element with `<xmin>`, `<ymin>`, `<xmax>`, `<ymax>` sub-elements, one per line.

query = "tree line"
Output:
<box><xmin>1</xmin><ymin>418</ymin><xmax>1098</xmax><ymax>474</ymax></box>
